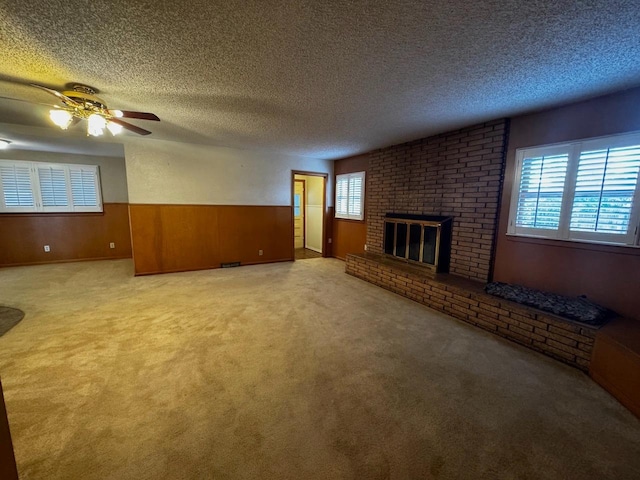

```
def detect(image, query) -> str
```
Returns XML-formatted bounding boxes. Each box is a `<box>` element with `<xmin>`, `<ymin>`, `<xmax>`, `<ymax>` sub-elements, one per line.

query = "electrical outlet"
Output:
<box><xmin>364</xmin><ymin>244</ymin><xmax>367</xmax><ymax>251</ymax></box>
<box><xmin>258</xmin><ymin>249</ymin><xmax>263</xmax><ymax>256</ymax></box>
<box><xmin>44</xmin><ymin>245</ymin><xmax>50</xmax><ymax>252</ymax></box>
<box><xmin>328</xmin><ymin>238</ymin><xmax>332</xmax><ymax>244</ymax></box>
<box><xmin>109</xmin><ymin>242</ymin><xmax>115</xmax><ymax>249</ymax></box>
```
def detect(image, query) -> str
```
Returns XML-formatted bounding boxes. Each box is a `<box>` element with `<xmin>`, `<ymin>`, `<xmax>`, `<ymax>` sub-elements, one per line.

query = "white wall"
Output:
<box><xmin>124</xmin><ymin>138</ymin><xmax>333</xmax><ymax>206</ymax></box>
<box><xmin>0</xmin><ymin>149</ymin><xmax>128</xmax><ymax>203</ymax></box>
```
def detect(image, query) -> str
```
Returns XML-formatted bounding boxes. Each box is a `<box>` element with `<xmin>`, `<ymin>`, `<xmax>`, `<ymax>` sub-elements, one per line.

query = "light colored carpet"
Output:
<box><xmin>0</xmin><ymin>259</ymin><xmax>638</xmax><ymax>480</ymax></box>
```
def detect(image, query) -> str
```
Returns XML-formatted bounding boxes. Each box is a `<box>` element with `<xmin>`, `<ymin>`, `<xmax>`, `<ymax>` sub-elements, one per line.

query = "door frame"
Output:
<box><xmin>291</xmin><ymin>171</ymin><xmax>329</xmax><ymax>259</ymax></box>
<box><xmin>294</xmin><ymin>179</ymin><xmax>306</xmax><ymax>249</ymax></box>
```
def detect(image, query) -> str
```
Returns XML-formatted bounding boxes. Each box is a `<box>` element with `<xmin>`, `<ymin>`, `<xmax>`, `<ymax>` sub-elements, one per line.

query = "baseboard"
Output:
<box><xmin>0</xmin><ymin>256</ymin><xmax>132</xmax><ymax>268</ymax></box>
<box><xmin>134</xmin><ymin>258</ymin><xmax>294</xmax><ymax>276</ymax></box>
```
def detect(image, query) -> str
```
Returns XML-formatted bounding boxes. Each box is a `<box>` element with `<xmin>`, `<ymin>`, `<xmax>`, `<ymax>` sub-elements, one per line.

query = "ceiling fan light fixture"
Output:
<box><xmin>87</xmin><ymin>113</ymin><xmax>107</xmax><ymax>136</ymax></box>
<box><xmin>106</xmin><ymin>121</ymin><xmax>123</xmax><ymax>136</ymax></box>
<box><xmin>25</xmin><ymin>83</ymin><xmax>158</xmax><ymax>136</ymax></box>
<box><xmin>0</xmin><ymin>139</ymin><xmax>11</xmax><ymax>149</ymax></box>
<box><xmin>49</xmin><ymin>109</ymin><xmax>73</xmax><ymax>129</ymax></box>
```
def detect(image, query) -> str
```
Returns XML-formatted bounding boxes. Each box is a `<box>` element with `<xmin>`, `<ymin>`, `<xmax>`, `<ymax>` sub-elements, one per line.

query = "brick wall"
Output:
<box><xmin>346</xmin><ymin>253</ymin><xmax>596</xmax><ymax>371</ymax></box>
<box><xmin>366</xmin><ymin>119</ymin><xmax>508</xmax><ymax>281</ymax></box>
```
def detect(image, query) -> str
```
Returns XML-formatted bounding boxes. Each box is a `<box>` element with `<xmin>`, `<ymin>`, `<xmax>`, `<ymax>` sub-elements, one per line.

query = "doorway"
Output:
<box><xmin>292</xmin><ymin>171</ymin><xmax>327</xmax><ymax>260</ymax></box>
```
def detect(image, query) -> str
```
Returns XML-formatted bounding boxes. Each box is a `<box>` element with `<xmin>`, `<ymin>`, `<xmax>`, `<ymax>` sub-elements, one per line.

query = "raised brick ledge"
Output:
<box><xmin>345</xmin><ymin>252</ymin><xmax>598</xmax><ymax>371</ymax></box>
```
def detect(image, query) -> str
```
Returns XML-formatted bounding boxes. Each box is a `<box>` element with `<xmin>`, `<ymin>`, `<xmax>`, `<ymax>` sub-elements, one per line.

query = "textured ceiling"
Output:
<box><xmin>1</xmin><ymin>0</ymin><xmax>640</xmax><ymax>159</ymax></box>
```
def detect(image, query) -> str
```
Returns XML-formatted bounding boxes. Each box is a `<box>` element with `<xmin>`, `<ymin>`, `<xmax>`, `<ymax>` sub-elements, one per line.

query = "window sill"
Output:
<box><xmin>505</xmin><ymin>232</ymin><xmax>640</xmax><ymax>255</ymax></box>
<box><xmin>334</xmin><ymin>217</ymin><xmax>365</xmax><ymax>223</ymax></box>
<box><xmin>0</xmin><ymin>211</ymin><xmax>104</xmax><ymax>218</ymax></box>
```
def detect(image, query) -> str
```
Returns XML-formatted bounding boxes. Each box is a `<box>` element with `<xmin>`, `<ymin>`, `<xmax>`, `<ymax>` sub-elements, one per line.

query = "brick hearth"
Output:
<box><xmin>346</xmin><ymin>253</ymin><xmax>597</xmax><ymax>371</ymax></box>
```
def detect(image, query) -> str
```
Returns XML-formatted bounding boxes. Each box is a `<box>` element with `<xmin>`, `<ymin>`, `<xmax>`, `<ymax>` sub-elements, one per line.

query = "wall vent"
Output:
<box><xmin>221</xmin><ymin>261</ymin><xmax>241</xmax><ymax>268</ymax></box>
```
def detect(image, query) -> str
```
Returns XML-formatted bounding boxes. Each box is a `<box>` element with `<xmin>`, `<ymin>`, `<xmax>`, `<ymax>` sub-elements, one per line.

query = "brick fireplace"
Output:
<box><xmin>366</xmin><ymin>119</ymin><xmax>508</xmax><ymax>282</ymax></box>
<box><xmin>342</xmin><ymin>118</ymin><xmax>604</xmax><ymax>371</ymax></box>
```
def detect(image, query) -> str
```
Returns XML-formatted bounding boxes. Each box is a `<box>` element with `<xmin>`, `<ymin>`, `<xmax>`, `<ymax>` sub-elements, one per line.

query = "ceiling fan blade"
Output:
<box><xmin>111</xmin><ymin>110</ymin><xmax>160</xmax><ymax>121</ymax></box>
<box><xmin>0</xmin><ymin>95</ymin><xmax>61</xmax><ymax>109</ymax></box>
<box><xmin>109</xmin><ymin>117</ymin><xmax>152</xmax><ymax>136</ymax></box>
<box><xmin>30</xmin><ymin>84</ymin><xmax>79</xmax><ymax>106</ymax></box>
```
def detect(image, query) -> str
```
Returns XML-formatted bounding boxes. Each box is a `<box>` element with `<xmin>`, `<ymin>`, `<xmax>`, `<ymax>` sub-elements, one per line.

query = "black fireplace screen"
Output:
<box><xmin>383</xmin><ymin>214</ymin><xmax>452</xmax><ymax>273</ymax></box>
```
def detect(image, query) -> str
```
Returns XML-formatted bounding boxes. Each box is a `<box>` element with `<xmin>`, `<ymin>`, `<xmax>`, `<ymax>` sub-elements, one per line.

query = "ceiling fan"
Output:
<box><xmin>2</xmin><ymin>83</ymin><xmax>160</xmax><ymax>137</ymax></box>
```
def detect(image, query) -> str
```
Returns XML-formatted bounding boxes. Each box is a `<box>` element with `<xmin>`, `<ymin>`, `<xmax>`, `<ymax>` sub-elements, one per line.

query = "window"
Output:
<box><xmin>509</xmin><ymin>132</ymin><xmax>640</xmax><ymax>247</ymax></box>
<box><xmin>294</xmin><ymin>193</ymin><xmax>301</xmax><ymax>216</ymax></box>
<box><xmin>336</xmin><ymin>171</ymin><xmax>365</xmax><ymax>220</ymax></box>
<box><xmin>0</xmin><ymin>160</ymin><xmax>102</xmax><ymax>213</ymax></box>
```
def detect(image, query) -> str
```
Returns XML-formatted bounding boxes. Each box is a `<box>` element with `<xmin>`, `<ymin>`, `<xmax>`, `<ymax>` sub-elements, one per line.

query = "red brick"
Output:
<box><xmin>479</xmin><ymin>304</ymin><xmax>510</xmax><ymax>316</ymax></box>
<box><xmin>498</xmin><ymin>327</ymin><xmax>533</xmax><ymax>345</ymax></box>
<box><xmin>473</xmin><ymin>317</ymin><xmax>499</xmax><ymax>331</ymax></box>
<box><xmin>578</xmin><ymin>343</ymin><xmax>593</xmax><ymax>353</ymax></box>
<box><xmin>508</xmin><ymin>325</ymin><xmax>546</xmax><ymax>342</ymax></box>
<box><xmin>545</xmin><ymin>338</ymin><xmax>584</xmax><ymax>357</ymax></box>
<box><xmin>533</xmin><ymin>341</ymin><xmax>576</xmax><ymax>362</ymax></box>
<box><xmin>476</xmin><ymin>313</ymin><xmax>508</xmax><ymax>328</ymax></box>
<box><xmin>534</xmin><ymin>328</ymin><xmax>579</xmax><ymax>348</ymax></box>
<box><xmin>547</xmin><ymin>325</ymin><xmax>594</xmax><ymax>344</ymax></box>
<box><xmin>575</xmin><ymin>357</ymin><xmax>590</xmax><ymax>369</ymax></box>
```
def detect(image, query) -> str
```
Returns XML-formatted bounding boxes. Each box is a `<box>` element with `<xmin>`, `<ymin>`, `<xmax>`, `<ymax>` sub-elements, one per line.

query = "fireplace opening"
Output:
<box><xmin>383</xmin><ymin>214</ymin><xmax>453</xmax><ymax>273</ymax></box>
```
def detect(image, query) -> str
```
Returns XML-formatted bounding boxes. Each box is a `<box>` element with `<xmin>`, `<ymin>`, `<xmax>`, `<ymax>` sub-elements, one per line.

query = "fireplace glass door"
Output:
<box><xmin>383</xmin><ymin>215</ymin><xmax>452</xmax><ymax>273</ymax></box>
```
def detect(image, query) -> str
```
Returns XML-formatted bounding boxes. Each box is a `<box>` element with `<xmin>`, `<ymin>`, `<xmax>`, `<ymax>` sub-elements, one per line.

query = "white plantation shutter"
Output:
<box><xmin>336</xmin><ymin>175</ymin><xmax>349</xmax><ymax>216</ymax></box>
<box><xmin>0</xmin><ymin>162</ymin><xmax>36</xmax><ymax>211</ymax></box>
<box><xmin>335</xmin><ymin>172</ymin><xmax>365</xmax><ymax>220</ymax></box>
<box><xmin>569</xmin><ymin>144</ymin><xmax>640</xmax><ymax>243</ymax></box>
<box><xmin>38</xmin><ymin>165</ymin><xmax>70</xmax><ymax>210</ymax></box>
<box><xmin>348</xmin><ymin>174</ymin><xmax>363</xmax><ymax>217</ymax></box>
<box><xmin>0</xmin><ymin>160</ymin><xmax>102</xmax><ymax>213</ymax></box>
<box><xmin>70</xmin><ymin>167</ymin><xmax>100</xmax><ymax>210</ymax></box>
<box><xmin>509</xmin><ymin>132</ymin><xmax>640</xmax><ymax>246</ymax></box>
<box><xmin>515</xmin><ymin>153</ymin><xmax>568</xmax><ymax>231</ymax></box>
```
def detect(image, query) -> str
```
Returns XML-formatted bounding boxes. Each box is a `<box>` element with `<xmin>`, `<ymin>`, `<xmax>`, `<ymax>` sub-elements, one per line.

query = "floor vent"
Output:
<box><xmin>221</xmin><ymin>261</ymin><xmax>241</xmax><ymax>268</ymax></box>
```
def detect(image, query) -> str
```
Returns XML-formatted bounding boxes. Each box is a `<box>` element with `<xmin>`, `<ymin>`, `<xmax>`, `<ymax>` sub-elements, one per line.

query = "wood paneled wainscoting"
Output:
<box><xmin>129</xmin><ymin>204</ymin><xmax>293</xmax><ymax>275</ymax></box>
<box><xmin>332</xmin><ymin>153</ymin><xmax>369</xmax><ymax>260</ymax></box>
<box><xmin>0</xmin><ymin>203</ymin><xmax>132</xmax><ymax>267</ymax></box>
<box><xmin>332</xmin><ymin>219</ymin><xmax>367</xmax><ymax>260</ymax></box>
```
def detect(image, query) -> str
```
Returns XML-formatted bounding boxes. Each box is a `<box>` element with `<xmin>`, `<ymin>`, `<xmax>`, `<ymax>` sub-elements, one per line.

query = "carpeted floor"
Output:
<box><xmin>0</xmin><ymin>259</ymin><xmax>639</xmax><ymax>480</ymax></box>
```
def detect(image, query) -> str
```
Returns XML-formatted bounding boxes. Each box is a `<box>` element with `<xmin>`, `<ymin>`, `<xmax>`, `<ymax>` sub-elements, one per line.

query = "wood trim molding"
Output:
<box><xmin>0</xmin><ymin>202</ymin><xmax>130</xmax><ymax>218</ymax></box>
<box><xmin>0</xmin><ymin>255</ymin><xmax>132</xmax><ymax>268</ymax></box>
<box><xmin>294</xmin><ymin>179</ymin><xmax>306</xmax><ymax>248</ymax></box>
<box><xmin>292</xmin><ymin>171</ymin><xmax>329</xmax><ymax>258</ymax></box>
<box><xmin>134</xmin><ymin>258</ymin><xmax>294</xmax><ymax>276</ymax></box>
<box><xmin>503</xmin><ymin>233</ymin><xmax>640</xmax><ymax>257</ymax></box>
<box><xmin>128</xmin><ymin>203</ymin><xmax>291</xmax><ymax>208</ymax></box>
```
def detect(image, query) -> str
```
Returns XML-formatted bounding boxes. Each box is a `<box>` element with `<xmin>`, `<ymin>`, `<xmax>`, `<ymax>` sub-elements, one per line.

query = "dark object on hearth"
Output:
<box><xmin>484</xmin><ymin>282</ymin><xmax>615</xmax><ymax>326</ymax></box>
<box><xmin>0</xmin><ymin>307</ymin><xmax>24</xmax><ymax>336</ymax></box>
